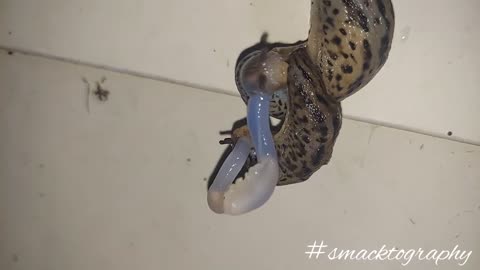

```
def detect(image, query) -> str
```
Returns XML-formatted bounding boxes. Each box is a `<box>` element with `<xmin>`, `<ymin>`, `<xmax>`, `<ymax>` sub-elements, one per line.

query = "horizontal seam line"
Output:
<box><xmin>1</xmin><ymin>46</ymin><xmax>479</xmax><ymax>147</ymax></box>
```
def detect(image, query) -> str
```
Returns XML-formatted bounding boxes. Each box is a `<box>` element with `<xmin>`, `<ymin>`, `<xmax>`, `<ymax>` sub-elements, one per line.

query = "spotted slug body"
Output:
<box><xmin>307</xmin><ymin>0</ymin><xmax>395</xmax><ymax>101</ymax></box>
<box><xmin>234</xmin><ymin>0</ymin><xmax>395</xmax><ymax>186</ymax></box>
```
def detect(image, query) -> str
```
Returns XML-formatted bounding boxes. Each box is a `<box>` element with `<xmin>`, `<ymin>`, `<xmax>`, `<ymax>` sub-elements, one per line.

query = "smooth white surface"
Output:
<box><xmin>1</xmin><ymin>0</ymin><xmax>479</xmax><ymax>144</ymax></box>
<box><xmin>1</xmin><ymin>50</ymin><xmax>479</xmax><ymax>270</ymax></box>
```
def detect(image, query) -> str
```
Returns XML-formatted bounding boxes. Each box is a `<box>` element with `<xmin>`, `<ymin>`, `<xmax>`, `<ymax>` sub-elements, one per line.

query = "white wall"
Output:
<box><xmin>0</xmin><ymin>1</ymin><xmax>479</xmax><ymax>269</ymax></box>
<box><xmin>1</xmin><ymin>0</ymin><xmax>479</xmax><ymax>144</ymax></box>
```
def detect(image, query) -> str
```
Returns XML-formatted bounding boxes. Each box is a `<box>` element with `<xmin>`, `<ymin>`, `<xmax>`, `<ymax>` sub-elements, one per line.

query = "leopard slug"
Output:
<box><xmin>208</xmin><ymin>0</ymin><xmax>395</xmax><ymax>215</ymax></box>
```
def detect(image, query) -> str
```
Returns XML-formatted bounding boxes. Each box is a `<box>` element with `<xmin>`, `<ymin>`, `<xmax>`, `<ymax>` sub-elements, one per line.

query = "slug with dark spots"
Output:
<box><xmin>208</xmin><ymin>0</ymin><xmax>395</xmax><ymax>215</ymax></box>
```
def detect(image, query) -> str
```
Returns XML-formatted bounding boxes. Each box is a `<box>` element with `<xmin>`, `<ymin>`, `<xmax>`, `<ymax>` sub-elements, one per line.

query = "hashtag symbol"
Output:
<box><xmin>305</xmin><ymin>240</ymin><xmax>326</xmax><ymax>259</ymax></box>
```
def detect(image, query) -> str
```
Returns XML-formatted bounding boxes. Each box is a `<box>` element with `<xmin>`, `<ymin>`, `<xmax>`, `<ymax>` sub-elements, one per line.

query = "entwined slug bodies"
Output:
<box><xmin>237</xmin><ymin>0</ymin><xmax>395</xmax><ymax>185</ymax></box>
<box><xmin>208</xmin><ymin>0</ymin><xmax>395</xmax><ymax>215</ymax></box>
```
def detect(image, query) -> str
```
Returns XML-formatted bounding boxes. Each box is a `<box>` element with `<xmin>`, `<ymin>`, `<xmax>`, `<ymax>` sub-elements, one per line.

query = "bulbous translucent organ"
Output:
<box><xmin>207</xmin><ymin>94</ymin><xmax>279</xmax><ymax>215</ymax></box>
